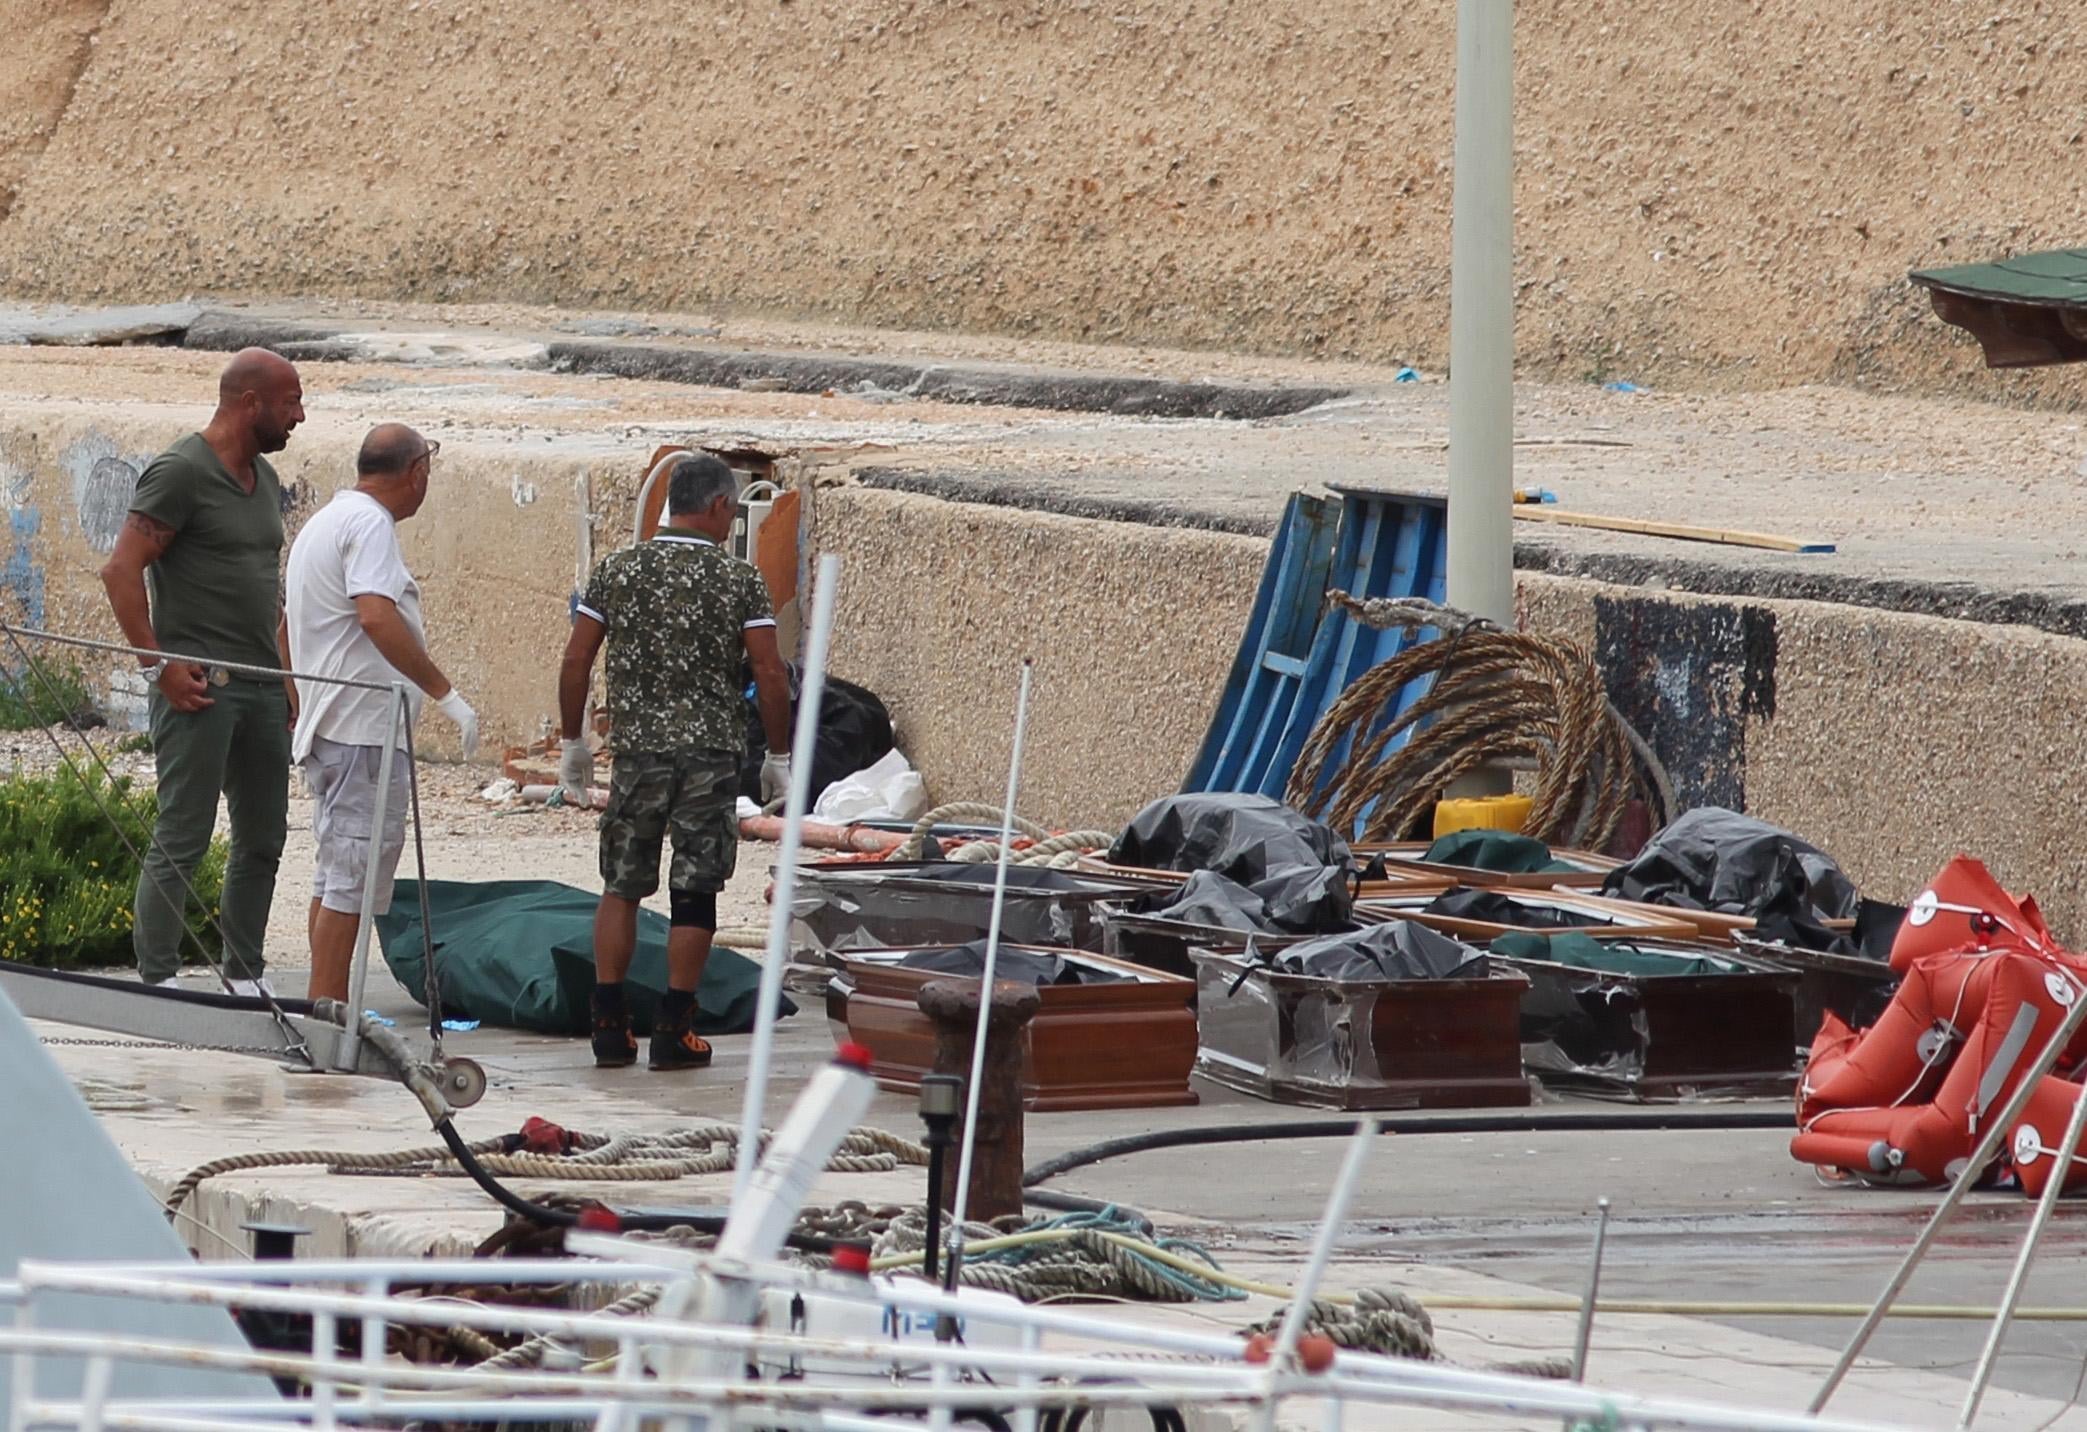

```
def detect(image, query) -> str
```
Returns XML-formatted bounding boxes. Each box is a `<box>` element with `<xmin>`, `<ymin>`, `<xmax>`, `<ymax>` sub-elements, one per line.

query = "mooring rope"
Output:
<box><xmin>1285</xmin><ymin>594</ymin><xmax>1668</xmax><ymax>848</ymax></box>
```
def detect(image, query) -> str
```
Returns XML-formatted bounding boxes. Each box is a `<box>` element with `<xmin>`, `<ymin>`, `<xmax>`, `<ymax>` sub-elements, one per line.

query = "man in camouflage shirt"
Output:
<box><xmin>556</xmin><ymin>453</ymin><xmax>792</xmax><ymax>1070</ymax></box>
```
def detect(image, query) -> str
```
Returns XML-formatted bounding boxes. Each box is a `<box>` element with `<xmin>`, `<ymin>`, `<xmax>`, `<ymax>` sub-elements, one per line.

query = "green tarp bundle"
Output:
<box><xmin>1491</xmin><ymin>931</ymin><xmax>1743</xmax><ymax>979</ymax></box>
<box><xmin>1423</xmin><ymin>830</ymin><xmax>1578</xmax><ymax>875</ymax></box>
<box><xmin>373</xmin><ymin>879</ymin><xmax>794</xmax><ymax>1036</ymax></box>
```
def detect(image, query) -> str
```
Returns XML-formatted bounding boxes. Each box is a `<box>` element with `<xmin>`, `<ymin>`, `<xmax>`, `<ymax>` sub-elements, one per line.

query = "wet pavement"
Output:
<box><xmin>25</xmin><ymin>960</ymin><xmax>2087</xmax><ymax>1429</ymax></box>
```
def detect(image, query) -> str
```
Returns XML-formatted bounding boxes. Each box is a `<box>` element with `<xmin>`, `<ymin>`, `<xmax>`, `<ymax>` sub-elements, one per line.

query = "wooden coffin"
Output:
<box><xmin>1075</xmin><ymin>855</ymin><xmax>1446</xmax><ymax>896</ymax></box>
<box><xmin>1349</xmin><ymin>841</ymin><xmax>1622</xmax><ymax>893</ymax></box>
<box><xmin>1630</xmin><ymin>906</ymin><xmax>1860</xmax><ymax>946</ymax></box>
<box><xmin>1501</xmin><ymin>939</ymin><xmax>1802</xmax><ymax>1100</ymax></box>
<box><xmin>1732</xmin><ymin>933</ymin><xmax>1900</xmax><ymax>1049</ymax></box>
<box><xmin>1190</xmin><ymin>947</ymin><xmax>1532</xmax><ymax>1111</ymax></box>
<box><xmin>837</xmin><ymin>946</ymin><xmax>1199</xmax><ymax>1112</ymax></box>
<box><xmin>1356</xmin><ymin>888</ymin><xmax>1701</xmax><ymax>944</ymax></box>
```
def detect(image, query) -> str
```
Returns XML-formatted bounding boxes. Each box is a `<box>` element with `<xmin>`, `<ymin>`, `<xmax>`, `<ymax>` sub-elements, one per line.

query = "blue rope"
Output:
<box><xmin>971</xmin><ymin>1205</ymin><xmax>1246</xmax><ymax>1303</ymax></box>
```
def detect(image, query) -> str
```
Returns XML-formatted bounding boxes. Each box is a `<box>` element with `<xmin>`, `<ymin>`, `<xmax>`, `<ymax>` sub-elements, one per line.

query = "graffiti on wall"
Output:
<box><xmin>1</xmin><ymin>460</ymin><xmax>43</xmax><ymax>629</ymax></box>
<box><xmin>60</xmin><ymin>430</ymin><xmax>150</xmax><ymax>555</ymax></box>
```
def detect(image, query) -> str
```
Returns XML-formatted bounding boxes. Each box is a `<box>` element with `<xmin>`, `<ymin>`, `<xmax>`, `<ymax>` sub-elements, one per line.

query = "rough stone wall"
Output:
<box><xmin>808</xmin><ymin>484</ymin><xmax>1262</xmax><ymax>828</ymax></box>
<box><xmin>0</xmin><ymin>2</ymin><xmax>2080</xmax><ymax>397</ymax></box>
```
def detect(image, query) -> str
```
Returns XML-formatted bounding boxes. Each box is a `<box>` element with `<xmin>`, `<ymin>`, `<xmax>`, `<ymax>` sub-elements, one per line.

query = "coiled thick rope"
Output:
<box><xmin>1285</xmin><ymin>595</ymin><xmax>1668</xmax><ymax>849</ymax></box>
<box><xmin>891</xmin><ymin>803</ymin><xmax>1051</xmax><ymax>861</ymax></box>
<box><xmin>945</xmin><ymin>830</ymin><xmax>1117</xmax><ymax>868</ymax></box>
<box><xmin>806</xmin><ymin>1202</ymin><xmax>1241</xmax><ymax>1304</ymax></box>
<box><xmin>165</xmin><ymin>1124</ymin><xmax>931</xmax><ymax>1219</ymax></box>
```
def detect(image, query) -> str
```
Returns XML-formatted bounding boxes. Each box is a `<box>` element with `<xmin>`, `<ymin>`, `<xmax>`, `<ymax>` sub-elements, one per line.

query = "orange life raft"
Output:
<box><xmin>1791</xmin><ymin>855</ymin><xmax>2087</xmax><ymax>1196</ymax></box>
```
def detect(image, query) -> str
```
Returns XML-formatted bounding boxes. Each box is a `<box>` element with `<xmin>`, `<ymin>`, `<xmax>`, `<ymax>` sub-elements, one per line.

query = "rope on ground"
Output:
<box><xmin>1243</xmin><ymin>1286</ymin><xmax>1572</xmax><ymax>1378</ymax></box>
<box><xmin>164</xmin><ymin>1124</ymin><xmax>932</xmax><ymax>1218</ymax></box>
<box><xmin>440</xmin><ymin>1207</ymin><xmax>1567</xmax><ymax>1380</ymax></box>
<box><xmin>945</xmin><ymin>830</ymin><xmax>1117</xmax><ymax>867</ymax></box>
<box><xmin>1284</xmin><ymin>595</ymin><xmax>1665</xmax><ymax>849</ymax></box>
<box><xmin>471</xmin><ymin>1285</ymin><xmax>663</xmax><ymax>1371</ymax></box>
<box><xmin>809</xmin><ymin>1202</ymin><xmax>1243</xmax><ymax>1305</ymax></box>
<box><xmin>891</xmin><ymin>803</ymin><xmax>1051</xmax><ymax>861</ymax></box>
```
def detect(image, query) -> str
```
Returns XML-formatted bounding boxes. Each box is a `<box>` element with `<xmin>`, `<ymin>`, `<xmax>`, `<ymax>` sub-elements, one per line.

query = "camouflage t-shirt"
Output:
<box><xmin>576</xmin><ymin>534</ymin><xmax>775</xmax><ymax>755</ymax></box>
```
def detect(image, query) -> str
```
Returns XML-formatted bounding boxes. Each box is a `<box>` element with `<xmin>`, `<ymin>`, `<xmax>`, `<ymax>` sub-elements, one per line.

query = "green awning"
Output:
<box><xmin>1910</xmin><ymin>247</ymin><xmax>2087</xmax><ymax>368</ymax></box>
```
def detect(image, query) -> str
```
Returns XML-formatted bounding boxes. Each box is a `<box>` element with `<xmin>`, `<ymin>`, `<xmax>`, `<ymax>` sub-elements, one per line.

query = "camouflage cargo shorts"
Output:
<box><xmin>597</xmin><ymin>748</ymin><xmax>741</xmax><ymax>900</ymax></box>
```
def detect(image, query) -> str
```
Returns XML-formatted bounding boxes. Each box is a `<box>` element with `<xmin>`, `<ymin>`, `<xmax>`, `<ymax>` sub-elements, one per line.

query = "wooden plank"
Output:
<box><xmin>1511</xmin><ymin>505</ymin><xmax>1836</xmax><ymax>554</ymax></box>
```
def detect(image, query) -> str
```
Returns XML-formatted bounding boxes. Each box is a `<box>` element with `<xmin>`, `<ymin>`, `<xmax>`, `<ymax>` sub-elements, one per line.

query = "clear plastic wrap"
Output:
<box><xmin>1497</xmin><ymin>934</ymin><xmax>1803</xmax><ymax>1101</ymax></box>
<box><xmin>791</xmin><ymin>862</ymin><xmax>1155</xmax><ymax>961</ymax></box>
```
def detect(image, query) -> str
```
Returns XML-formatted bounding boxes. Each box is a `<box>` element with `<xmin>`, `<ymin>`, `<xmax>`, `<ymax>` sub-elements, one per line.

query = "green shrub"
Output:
<box><xmin>0</xmin><ymin>767</ymin><xmax>226</xmax><ymax>969</ymax></box>
<box><xmin>0</xmin><ymin>658</ymin><xmax>98</xmax><ymax>733</ymax></box>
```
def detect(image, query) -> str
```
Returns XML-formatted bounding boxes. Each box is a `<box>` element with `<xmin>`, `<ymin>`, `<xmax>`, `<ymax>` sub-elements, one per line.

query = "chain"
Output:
<box><xmin>38</xmin><ymin>1034</ymin><xmax>298</xmax><ymax>1060</ymax></box>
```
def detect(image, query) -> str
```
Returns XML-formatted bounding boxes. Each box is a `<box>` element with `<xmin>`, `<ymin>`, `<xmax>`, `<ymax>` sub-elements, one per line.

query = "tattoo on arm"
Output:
<box><xmin>122</xmin><ymin>512</ymin><xmax>177</xmax><ymax>559</ymax></box>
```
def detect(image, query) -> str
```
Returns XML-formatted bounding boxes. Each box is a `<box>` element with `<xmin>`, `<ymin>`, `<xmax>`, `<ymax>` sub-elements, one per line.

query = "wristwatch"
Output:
<box><xmin>139</xmin><ymin>656</ymin><xmax>168</xmax><ymax>683</ymax></box>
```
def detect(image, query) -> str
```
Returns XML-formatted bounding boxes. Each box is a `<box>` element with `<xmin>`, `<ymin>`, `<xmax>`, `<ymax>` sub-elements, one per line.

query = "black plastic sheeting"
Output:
<box><xmin>1598</xmin><ymin>807</ymin><xmax>1900</xmax><ymax>955</ymax></box>
<box><xmin>899</xmin><ymin>865</ymin><xmax>1097</xmax><ymax>892</ymax></box>
<box><xmin>1138</xmin><ymin>865</ymin><xmax>1352</xmax><ymax>936</ymax></box>
<box><xmin>897</xmin><ymin>940</ymin><xmax>1132</xmax><ymax>986</ymax></box>
<box><xmin>1423</xmin><ymin>888</ymin><xmax>1611</xmax><ymax>930</ymax></box>
<box><xmin>1253</xmin><ymin>922</ymin><xmax>1488</xmax><ymax>982</ymax></box>
<box><xmin>739</xmin><ymin>664</ymin><xmax>895</xmax><ymax>805</ymax></box>
<box><xmin>1109</xmin><ymin>794</ymin><xmax>1350</xmax><ymax>884</ymax></box>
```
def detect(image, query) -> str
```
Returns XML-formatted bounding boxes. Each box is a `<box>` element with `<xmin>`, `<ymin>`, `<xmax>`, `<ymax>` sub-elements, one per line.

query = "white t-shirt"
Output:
<box><xmin>285</xmin><ymin>490</ymin><xmax>426</xmax><ymax>762</ymax></box>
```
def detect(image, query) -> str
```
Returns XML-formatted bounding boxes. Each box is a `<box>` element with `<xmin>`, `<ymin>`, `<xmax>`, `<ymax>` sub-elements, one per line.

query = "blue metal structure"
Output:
<box><xmin>1182</xmin><ymin>487</ymin><xmax>1448</xmax><ymax>833</ymax></box>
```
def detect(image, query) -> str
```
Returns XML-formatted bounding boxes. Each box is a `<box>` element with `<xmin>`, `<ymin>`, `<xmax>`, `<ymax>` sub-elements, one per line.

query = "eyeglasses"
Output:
<box><xmin>417</xmin><ymin>440</ymin><xmax>441</xmax><ymax>468</ymax></box>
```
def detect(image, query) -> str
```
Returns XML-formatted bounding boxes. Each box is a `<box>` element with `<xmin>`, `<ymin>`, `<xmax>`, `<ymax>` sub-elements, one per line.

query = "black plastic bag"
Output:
<box><xmin>900</xmin><ymin>864</ymin><xmax>1100</xmax><ymax>892</ymax></box>
<box><xmin>897</xmin><ymin>939</ymin><xmax>1130</xmax><ymax>986</ymax></box>
<box><xmin>1262</xmin><ymin>922</ymin><xmax>1487</xmax><ymax>982</ymax></box>
<box><xmin>1254</xmin><ymin>862</ymin><xmax>1352</xmax><ymax>932</ymax></box>
<box><xmin>1600</xmin><ymin>808</ymin><xmax>1857</xmax><ymax>916</ymax></box>
<box><xmin>739</xmin><ymin>663</ymin><xmax>895</xmax><ymax>804</ymax></box>
<box><xmin>1152</xmin><ymin>870</ymin><xmax>1269</xmax><ymax>933</ymax></box>
<box><xmin>1424</xmin><ymin>888</ymin><xmax>1607</xmax><ymax>930</ymax></box>
<box><xmin>1599</xmin><ymin>807</ymin><xmax>1866</xmax><ymax>952</ymax></box>
<box><xmin>1109</xmin><ymin>794</ymin><xmax>1350</xmax><ymax>882</ymax></box>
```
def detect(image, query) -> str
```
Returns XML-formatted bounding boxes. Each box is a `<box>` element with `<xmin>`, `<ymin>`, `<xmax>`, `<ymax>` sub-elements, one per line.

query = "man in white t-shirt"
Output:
<box><xmin>282</xmin><ymin>424</ymin><xmax>477</xmax><ymax>1002</ymax></box>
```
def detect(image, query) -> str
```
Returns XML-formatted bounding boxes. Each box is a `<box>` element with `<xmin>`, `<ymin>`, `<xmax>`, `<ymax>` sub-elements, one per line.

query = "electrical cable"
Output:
<box><xmin>1021</xmin><ymin>1108</ymin><xmax>1796</xmax><ymax>1191</ymax></box>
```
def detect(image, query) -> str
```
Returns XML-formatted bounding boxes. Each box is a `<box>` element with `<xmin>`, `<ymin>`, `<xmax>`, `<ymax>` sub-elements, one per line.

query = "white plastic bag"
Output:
<box><xmin>813</xmin><ymin>748</ymin><xmax>928</xmax><ymax>823</ymax></box>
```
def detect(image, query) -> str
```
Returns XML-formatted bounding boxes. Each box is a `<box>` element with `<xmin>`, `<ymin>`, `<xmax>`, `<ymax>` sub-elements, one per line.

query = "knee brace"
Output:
<box><xmin>670</xmin><ymin>890</ymin><xmax>718</xmax><ymax>930</ymax></box>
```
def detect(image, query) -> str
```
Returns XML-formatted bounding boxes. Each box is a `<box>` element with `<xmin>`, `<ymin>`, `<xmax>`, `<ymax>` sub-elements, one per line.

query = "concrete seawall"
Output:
<box><xmin>814</xmin><ymin>485</ymin><xmax>2087</xmax><ymax>936</ymax></box>
<box><xmin>8</xmin><ymin>389</ymin><xmax>2083</xmax><ymax>933</ymax></box>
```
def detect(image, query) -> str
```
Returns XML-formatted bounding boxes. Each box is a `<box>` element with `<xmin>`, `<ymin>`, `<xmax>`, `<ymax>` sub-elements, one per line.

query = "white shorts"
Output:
<box><xmin>303</xmin><ymin>737</ymin><xmax>410</xmax><ymax>915</ymax></box>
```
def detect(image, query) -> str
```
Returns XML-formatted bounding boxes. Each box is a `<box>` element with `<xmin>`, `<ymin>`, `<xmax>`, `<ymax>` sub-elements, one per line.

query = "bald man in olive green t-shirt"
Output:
<box><xmin>99</xmin><ymin>348</ymin><xmax>305</xmax><ymax>992</ymax></box>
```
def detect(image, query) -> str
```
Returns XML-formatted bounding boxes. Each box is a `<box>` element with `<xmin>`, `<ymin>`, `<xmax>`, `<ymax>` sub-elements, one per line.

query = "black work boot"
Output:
<box><xmin>650</xmin><ymin>990</ymin><xmax>712</xmax><ymax>1071</ymax></box>
<box><xmin>591</xmin><ymin>983</ymin><xmax>637</xmax><ymax>1068</ymax></box>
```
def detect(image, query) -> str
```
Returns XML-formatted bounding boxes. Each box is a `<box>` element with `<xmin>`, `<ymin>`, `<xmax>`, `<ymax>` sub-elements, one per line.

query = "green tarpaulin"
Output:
<box><xmin>374</xmin><ymin>879</ymin><xmax>793</xmax><ymax>1036</ymax></box>
<box><xmin>1423</xmin><ymin>830</ymin><xmax>1577</xmax><ymax>875</ymax></box>
<box><xmin>1491</xmin><ymin>931</ymin><xmax>1742</xmax><ymax>979</ymax></box>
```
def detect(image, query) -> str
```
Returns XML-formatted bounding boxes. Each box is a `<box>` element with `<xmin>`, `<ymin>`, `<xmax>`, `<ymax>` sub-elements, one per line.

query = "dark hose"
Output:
<box><xmin>434</xmin><ymin>1119</ymin><xmax>841</xmax><ymax>1252</ymax></box>
<box><xmin>1023</xmin><ymin>1108</ymin><xmax>1795</xmax><ymax>1190</ymax></box>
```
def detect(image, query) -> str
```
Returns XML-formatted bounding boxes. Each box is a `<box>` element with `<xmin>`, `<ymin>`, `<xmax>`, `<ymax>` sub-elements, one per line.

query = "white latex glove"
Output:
<box><xmin>557</xmin><ymin>737</ymin><xmax>594</xmax><ymax>796</ymax></box>
<box><xmin>760</xmin><ymin>752</ymin><xmax>792</xmax><ymax>805</ymax></box>
<box><xmin>435</xmin><ymin>690</ymin><xmax>479</xmax><ymax>760</ymax></box>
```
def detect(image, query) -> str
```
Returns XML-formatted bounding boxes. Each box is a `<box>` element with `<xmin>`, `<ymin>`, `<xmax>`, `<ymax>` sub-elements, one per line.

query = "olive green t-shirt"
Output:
<box><xmin>128</xmin><ymin>433</ymin><xmax>286</xmax><ymax>677</ymax></box>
